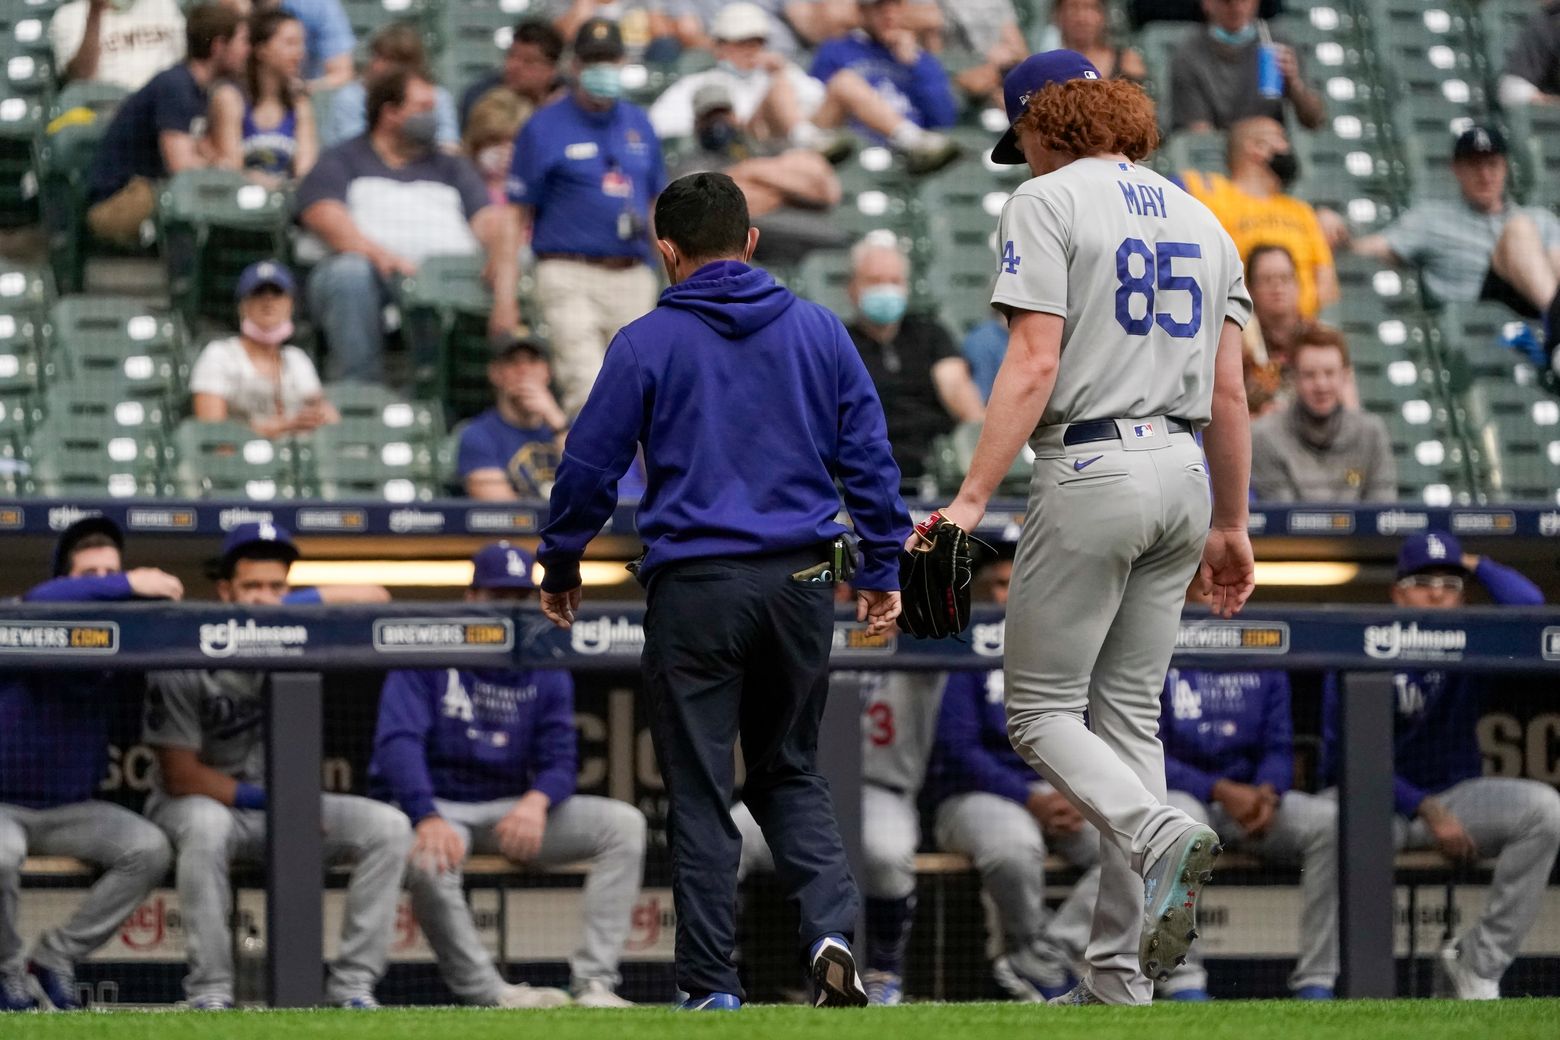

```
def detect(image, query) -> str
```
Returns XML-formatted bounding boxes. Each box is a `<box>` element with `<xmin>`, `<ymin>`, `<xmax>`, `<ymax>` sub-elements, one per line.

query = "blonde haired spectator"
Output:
<box><xmin>464</xmin><ymin>90</ymin><xmax>530</xmax><ymax>207</ymax></box>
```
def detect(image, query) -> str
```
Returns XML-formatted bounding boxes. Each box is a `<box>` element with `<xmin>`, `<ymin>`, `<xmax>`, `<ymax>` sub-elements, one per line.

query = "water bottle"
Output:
<box><xmin>236</xmin><ymin>925</ymin><xmax>267</xmax><ymax>1006</ymax></box>
<box><xmin>1257</xmin><ymin>23</ymin><xmax>1284</xmax><ymax>100</ymax></box>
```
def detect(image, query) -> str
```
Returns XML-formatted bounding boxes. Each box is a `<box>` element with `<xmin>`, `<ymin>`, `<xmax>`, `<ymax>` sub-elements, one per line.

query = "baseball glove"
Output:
<box><xmin>897</xmin><ymin>512</ymin><xmax>986</xmax><ymax>639</ymax></box>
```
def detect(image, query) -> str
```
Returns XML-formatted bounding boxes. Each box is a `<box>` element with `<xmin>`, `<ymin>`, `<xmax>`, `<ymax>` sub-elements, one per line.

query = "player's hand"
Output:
<box><xmin>514</xmin><ymin>380</ymin><xmax>567</xmax><ymax>431</ymax></box>
<box><xmin>1197</xmin><ymin>527</ymin><xmax>1255</xmax><ymax>618</ymax></box>
<box><xmin>1420</xmin><ymin>800</ymin><xmax>1478</xmax><ymax>862</ymax></box>
<box><xmin>1027</xmin><ymin>789</ymin><xmax>1084</xmax><ymax>835</ymax></box>
<box><xmin>856</xmin><ymin>589</ymin><xmax>902</xmax><ymax>637</ymax></box>
<box><xmin>885</xmin><ymin>28</ymin><xmax>921</xmax><ymax>65</ymax></box>
<box><xmin>541</xmin><ymin>586</ymin><xmax>581</xmax><ymax>629</ymax></box>
<box><xmin>906</xmin><ymin>500</ymin><xmax>984</xmax><ymax>550</ymax></box>
<box><xmin>411</xmin><ymin>815</ymin><xmax>467</xmax><ymax>875</ymax></box>
<box><xmin>126</xmin><ymin>567</ymin><xmax>184</xmax><ymax>601</ymax></box>
<box><xmin>495</xmin><ymin>792</ymin><xmax>549</xmax><ymax>863</ymax></box>
<box><xmin>1212</xmin><ymin>778</ymin><xmax>1265</xmax><ymax>832</ymax></box>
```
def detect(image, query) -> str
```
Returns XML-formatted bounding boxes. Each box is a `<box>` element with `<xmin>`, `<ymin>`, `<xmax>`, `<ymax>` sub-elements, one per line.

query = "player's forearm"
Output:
<box><xmin>1201</xmin><ymin>321</ymin><xmax>1252</xmax><ymax>530</ymax></box>
<box><xmin>954</xmin><ymin>313</ymin><xmax>1059</xmax><ymax>508</ymax></box>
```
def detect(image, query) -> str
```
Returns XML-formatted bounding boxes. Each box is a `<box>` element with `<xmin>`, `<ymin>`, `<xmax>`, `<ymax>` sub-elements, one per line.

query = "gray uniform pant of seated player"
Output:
<box><xmin>734</xmin><ymin>783</ymin><xmax>917</xmax><ymax>899</ymax></box>
<box><xmin>934</xmin><ymin>791</ymin><xmax>1101</xmax><ymax>965</ymax></box>
<box><xmin>1004</xmin><ymin>421</ymin><xmax>1210</xmax><ymax>1006</ymax></box>
<box><xmin>148</xmin><ymin>792</ymin><xmax>412</xmax><ymax>1004</ymax></box>
<box><xmin>1156</xmin><ymin>789</ymin><xmax>1339</xmax><ymax>995</ymax></box>
<box><xmin>1391</xmin><ymin>777</ymin><xmax>1560</xmax><ymax>982</ymax></box>
<box><xmin>405</xmin><ymin>795</ymin><xmax>647</xmax><ymax>1003</ymax></box>
<box><xmin>0</xmin><ymin>801</ymin><xmax>172</xmax><ymax>979</ymax></box>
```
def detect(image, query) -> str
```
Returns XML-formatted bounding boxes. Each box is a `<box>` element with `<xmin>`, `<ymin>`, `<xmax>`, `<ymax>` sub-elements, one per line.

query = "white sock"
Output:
<box><xmin>888</xmin><ymin>121</ymin><xmax>929</xmax><ymax>150</ymax></box>
<box><xmin>791</xmin><ymin>121</ymin><xmax>827</xmax><ymax>148</ymax></box>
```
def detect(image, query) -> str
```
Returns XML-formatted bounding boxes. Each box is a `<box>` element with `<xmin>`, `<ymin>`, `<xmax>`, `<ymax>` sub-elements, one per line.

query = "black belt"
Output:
<box><xmin>1061</xmin><ymin>417</ymin><xmax>1193</xmax><ymax>446</ymax></box>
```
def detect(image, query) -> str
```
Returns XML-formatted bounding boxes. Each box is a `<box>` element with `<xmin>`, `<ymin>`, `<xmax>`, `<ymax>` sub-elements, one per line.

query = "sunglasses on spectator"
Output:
<box><xmin>1397</xmin><ymin>574</ymin><xmax>1464</xmax><ymax>592</ymax></box>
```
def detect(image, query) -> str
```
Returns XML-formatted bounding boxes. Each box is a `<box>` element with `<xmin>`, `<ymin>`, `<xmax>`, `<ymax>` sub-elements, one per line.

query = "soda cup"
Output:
<box><xmin>1257</xmin><ymin>42</ymin><xmax>1284</xmax><ymax>99</ymax></box>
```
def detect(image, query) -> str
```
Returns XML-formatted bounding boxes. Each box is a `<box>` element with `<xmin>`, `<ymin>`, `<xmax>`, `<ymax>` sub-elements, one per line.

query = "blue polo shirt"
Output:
<box><xmin>507</xmin><ymin>94</ymin><xmax>665</xmax><ymax>262</ymax></box>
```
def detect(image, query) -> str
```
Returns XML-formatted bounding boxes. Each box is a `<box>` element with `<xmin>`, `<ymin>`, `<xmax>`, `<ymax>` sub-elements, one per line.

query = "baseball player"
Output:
<box><xmin>926</xmin><ymin>559</ymin><xmax>1101</xmax><ymax>1002</ymax></box>
<box><xmin>1</xmin><ymin>518</ymin><xmax>178</xmax><ymax>1011</ymax></box>
<box><xmin>734</xmin><ymin>660</ymin><xmax>947</xmax><ymax>1005</ymax></box>
<box><xmin>917</xmin><ymin>51</ymin><xmax>1255</xmax><ymax>1005</ymax></box>
<box><xmin>371</xmin><ymin>542</ymin><xmax>646</xmax><ymax>1009</ymax></box>
<box><xmin>143</xmin><ymin>523</ymin><xmax>413</xmax><ymax>1009</ymax></box>
<box><xmin>1322</xmin><ymin>532</ymin><xmax>1560</xmax><ymax>999</ymax></box>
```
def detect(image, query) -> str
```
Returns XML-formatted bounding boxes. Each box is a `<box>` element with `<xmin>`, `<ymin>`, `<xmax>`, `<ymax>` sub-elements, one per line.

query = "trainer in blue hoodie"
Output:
<box><xmin>0</xmin><ymin>518</ymin><xmax>175</xmax><ymax>1011</ymax></box>
<box><xmin>537</xmin><ymin>172</ymin><xmax>908</xmax><ymax>1009</ymax></box>
<box><xmin>1321</xmin><ymin>532</ymin><xmax>1560</xmax><ymax>999</ymax></box>
<box><xmin>370</xmin><ymin>542</ymin><xmax>645</xmax><ymax>1009</ymax></box>
<box><xmin>1159</xmin><ymin>662</ymin><xmax>1338</xmax><ymax>1001</ymax></box>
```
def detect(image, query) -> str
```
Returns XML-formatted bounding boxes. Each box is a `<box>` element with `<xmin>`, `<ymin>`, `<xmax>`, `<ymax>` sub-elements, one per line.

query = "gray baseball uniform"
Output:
<box><xmin>992</xmin><ymin>156</ymin><xmax>1251</xmax><ymax>1005</ymax></box>
<box><xmin>143</xmin><ymin>670</ymin><xmax>413</xmax><ymax>1005</ymax></box>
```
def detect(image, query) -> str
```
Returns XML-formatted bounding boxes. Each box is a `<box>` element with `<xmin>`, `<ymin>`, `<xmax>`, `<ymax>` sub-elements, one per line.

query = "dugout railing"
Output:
<box><xmin>3</xmin><ymin>600</ymin><xmax>1558</xmax><ymax>1004</ymax></box>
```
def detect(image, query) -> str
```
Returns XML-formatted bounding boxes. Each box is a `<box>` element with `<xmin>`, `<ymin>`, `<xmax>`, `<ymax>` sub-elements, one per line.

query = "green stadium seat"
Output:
<box><xmin>0</xmin><ymin>260</ymin><xmax>53</xmax><ymax>323</ymax></box>
<box><xmin>1501</xmin><ymin>105</ymin><xmax>1560</xmax><ymax>208</ymax></box>
<box><xmin>437</xmin><ymin>0</ymin><xmax>523</xmax><ymax>96</ymax></box>
<box><xmin>50</xmin><ymin>79</ymin><xmax>127</xmax><ymax>118</ymax></box>
<box><xmin>26</xmin><ymin>412</ymin><xmax>170</xmax><ymax>497</ymax></box>
<box><xmin>790</xmin><ymin>249</ymin><xmax>850</xmax><ymax>319</ymax></box>
<box><xmin>157</xmin><ymin>170</ymin><xmax>292</xmax><ymax>326</ymax></box>
<box><xmin>299</xmin><ymin>417</ymin><xmax>439</xmax><ymax>501</ymax></box>
<box><xmin>1473</xmin><ymin>0</ymin><xmax>1534</xmax><ymax>78</ymax></box>
<box><xmin>1435</xmin><ymin>301</ymin><xmax>1542</xmax><ymax>388</ymax></box>
<box><xmin>34</xmin><ymin>111</ymin><xmax>107</xmax><ymax>292</ymax></box>
<box><xmin>0</xmin><ymin>91</ymin><xmax>40</xmax><ymax>227</ymax></box>
<box><xmin>46</xmin><ymin>295</ymin><xmax>188</xmax><ymax>386</ymax></box>
<box><xmin>1462</xmin><ymin>379</ymin><xmax>1560</xmax><ymax>501</ymax></box>
<box><xmin>325</xmin><ymin>382</ymin><xmax>444</xmax><ymax>443</ymax></box>
<box><xmin>399</xmin><ymin>253</ymin><xmax>509</xmax><ymax>421</ymax></box>
<box><xmin>920</xmin><ymin>242</ymin><xmax>998</xmax><ymax>338</ymax></box>
<box><xmin>173</xmin><ymin>419</ymin><xmax>300</xmax><ymax>500</ymax></box>
<box><xmin>1393</xmin><ymin>95</ymin><xmax>1491</xmax><ymax>201</ymax></box>
<box><xmin>343</xmin><ymin>0</ymin><xmax>442</xmax><ymax>56</ymax></box>
<box><xmin>0</xmin><ymin>43</ymin><xmax>53</xmax><ymax>102</ymax></box>
<box><xmin>926</xmin><ymin>421</ymin><xmax>1031</xmax><ymax>499</ymax></box>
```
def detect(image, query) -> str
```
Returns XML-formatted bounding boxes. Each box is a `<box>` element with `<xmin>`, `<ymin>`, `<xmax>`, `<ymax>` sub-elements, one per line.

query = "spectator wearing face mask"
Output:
<box><xmin>296</xmin><ymin>66</ymin><xmax>520</xmax><ymax>383</ymax></box>
<box><xmin>1182</xmin><ymin>117</ymin><xmax>1337</xmax><ymax>319</ymax></box>
<box><xmin>323</xmin><ymin>22</ymin><xmax>460</xmax><ymax>150</ymax></box>
<box><xmin>464</xmin><ymin>91</ymin><xmax>529</xmax><ymax>208</ymax></box>
<box><xmin>1169</xmin><ymin>0</ymin><xmax>1323</xmax><ymax>132</ymax></box>
<box><xmin>191</xmin><ymin>261</ymin><xmax>338</xmax><ymax>438</ymax></box>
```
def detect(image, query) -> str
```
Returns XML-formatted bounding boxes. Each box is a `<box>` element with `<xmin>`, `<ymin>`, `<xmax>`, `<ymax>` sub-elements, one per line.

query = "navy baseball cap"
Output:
<box><xmin>992</xmin><ymin>50</ymin><xmax>1102</xmax><ymax>165</ymax></box>
<box><xmin>234</xmin><ymin>260</ymin><xmax>296</xmax><ymax>300</ymax></box>
<box><xmin>471</xmin><ymin>541</ymin><xmax>537</xmax><ymax>589</ymax></box>
<box><xmin>1396</xmin><ymin>532</ymin><xmax>1468</xmax><ymax>579</ymax></box>
<box><xmin>52</xmin><ymin>515</ymin><xmax>124</xmax><ymax>576</ymax></box>
<box><xmin>221</xmin><ymin>521</ymin><xmax>300</xmax><ymax>570</ymax></box>
<box><xmin>1453</xmin><ymin>125</ymin><xmax>1507</xmax><ymax>162</ymax></box>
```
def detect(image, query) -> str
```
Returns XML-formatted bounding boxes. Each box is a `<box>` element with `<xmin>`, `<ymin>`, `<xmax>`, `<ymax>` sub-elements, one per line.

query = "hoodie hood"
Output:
<box><xmin>658</xmin><ymin>260</ymin><xmax>796</xmax><ymax>338</ymax></box>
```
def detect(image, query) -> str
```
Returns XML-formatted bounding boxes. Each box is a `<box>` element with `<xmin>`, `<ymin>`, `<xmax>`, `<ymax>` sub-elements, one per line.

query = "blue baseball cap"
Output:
<box><xmin>471</xmin><ymin>541</ymin><xmax>537</xmax><ymax>589</ymax></box>
<box><xmin>1396</xmin><ymin>531</ymin><xmax>1468</xmax><ymax>579</ymax></box>
<box><xmin>52</xmin><ymin>515</ymin><xmax>125</xmax><ymax>576</ymax></box>
<box><xmin>992</xmin><ymin>50</ymin><xmax>1102</xmax><ymax>165</ymax></box>
<box><xmin>234</xmin><ymin>260</ymin><xmax>296</xmax><ymax>300</ymax></box>
<box><xmin>221</xmin><ymin>521</ymin><xmax>299</xmax><ymax>569</ymax></box>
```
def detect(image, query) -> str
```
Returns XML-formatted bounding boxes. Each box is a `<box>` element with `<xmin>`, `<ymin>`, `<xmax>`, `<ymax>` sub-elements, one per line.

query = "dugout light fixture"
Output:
<box><xmin>1252</xmin><ymin>561</ymin><xmax>1360</xmax><ymax>586</ymax></box>
<box><xmin>287</xmin><ymin>560</ymin><xmax>630</xmax><ymax>588</ymax></box>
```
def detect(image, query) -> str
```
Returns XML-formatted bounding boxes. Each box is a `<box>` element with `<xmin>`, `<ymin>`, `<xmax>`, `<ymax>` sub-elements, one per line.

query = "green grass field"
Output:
<box><xmin>5</xmin><ymin>1001</ymin><xmax>1559</xmax><ymax>1040</ymax></box>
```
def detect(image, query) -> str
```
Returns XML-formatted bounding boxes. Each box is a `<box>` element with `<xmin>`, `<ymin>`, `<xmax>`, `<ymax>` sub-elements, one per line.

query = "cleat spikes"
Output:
<box><xmin>1174</xmin><ymin>956</ymin><xmax>1187</xmax><ymax>967</ymax></box>
<box><xmin>1187</xmin><ymin>929</ymin><xmax>1199</xmax><ymax>941</ymax></box>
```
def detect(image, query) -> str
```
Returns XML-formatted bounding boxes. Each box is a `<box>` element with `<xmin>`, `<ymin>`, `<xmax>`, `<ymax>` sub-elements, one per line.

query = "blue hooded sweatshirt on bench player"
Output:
<box><xmin>539</xmin><ymin>260</ymin><xmax>909</xmax><ymax>591</ymax></box>
<box><xmin>1159</xmin><ymin>668</ymin><xmax>1295</xmax><ymax>803</ymax></box>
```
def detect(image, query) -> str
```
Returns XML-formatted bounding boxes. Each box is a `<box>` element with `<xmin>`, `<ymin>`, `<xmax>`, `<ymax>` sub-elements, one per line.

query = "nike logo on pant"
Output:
<box><xmin>1074</xmin><ymin>455</ymin><xmax>1104</xmax><ymax>471</ymax></box>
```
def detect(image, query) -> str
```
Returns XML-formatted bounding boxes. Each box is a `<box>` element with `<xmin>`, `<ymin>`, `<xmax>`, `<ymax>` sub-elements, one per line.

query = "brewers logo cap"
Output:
<box><xmin>992</xmin><ymin>50</ymin><xmax>1102</xmax><ymax>166</ymax></box>
<box><xmin>471</xmin><ymin>541</ymin><xmax>537</xmax><ymax>589</ymax></box>
<box><xmin>234</xmin><ymin>260</ymin><xmax>296</xmax><ymax>300</ymax></box>
<box><xmin>574</xmin><ymin>17</ymin><xmax>624</xmax><ymax>62</ymax></box>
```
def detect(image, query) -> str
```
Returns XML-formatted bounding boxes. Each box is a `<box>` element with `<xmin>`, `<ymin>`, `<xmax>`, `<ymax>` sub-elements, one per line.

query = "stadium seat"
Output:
<box><xmin>399</xmin><ymin>253</ymin><xmax>511</xmax><ymax>421</ymax></box>
<box><xmin>1462</xmin><ymin>378</ymin><xmax>1560</xmax><ymax>501</ymax></box>
<box><xmin>1436</xmin><ymin>301</ymin><xmax>1543</xmax><ymax>388</ymax></box>
<box><xmin>325</xmin><ymin>381</ymin><xmax>444</xmax><ymax>443</ymax></box>
<box><xmin>157</xmin><ymin>170</ymin><xmax>292</xmax><ymax>327</ymax></box>
<box><xmin>1392</xmin><ymin>94</ymin><xmax>1492</xmax><ymax>202</ymax></box>
<box><xmin>34</xmin><ymin>110</ymin><xmax>108</xmax><ymax>292</ymax></box>
<box><xmin>46</xmin><ymin>295</ymin><xmax>188</xmax><ymax>387</ymax></box>
<box><xmin>172</xmin><ymin>419</ymin><xmax>300</xmax><ymax>500</ymax></box>
<box><xmin>299</xmin><ymin>417</ymin><xmax>439</xmax><ymax>501</ymax></box>
<box><xmin>0</xmin><ymin>260</ymin><xmax>53</xmax><ymax>323</ymax></box>
<box><xmin>0</xmin><ymin>41</ymin><xmax>53</xmax><ymax>102</ymax></box>
<box><xmin>26</xmin><ymin>411</ymin><xmax>170</xmax><ymax>497</ymax></box>
<box><xmin>790</xmin><ymin>249</ymin><xmax>851</xmax><ymax>321</ymax></box>
<box><xmin>920</xmin><ymin>241</ymin><xmax>999</xmax><ymax>338</ymax></box>
<box><xmin>0</xmin><ymin>91</ymin><xmax>40</xmax><ymax>227</ymax></box>
<box><xmin>436</xmin><ymin>0</ymin><xmax>524</xmax><ymax>97</ymax></box>
<box><xmin>1500</xmin><ymin>105</ymin><xmax>1560</xmax><ymax>208</ymax></box>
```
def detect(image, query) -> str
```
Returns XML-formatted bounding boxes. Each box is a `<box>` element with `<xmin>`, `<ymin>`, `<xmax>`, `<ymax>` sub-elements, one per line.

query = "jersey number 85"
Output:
<box><xmin>1114</xmin><ymin>237</ymin><xmax>1203</xmax><ymax>339</ymax></box>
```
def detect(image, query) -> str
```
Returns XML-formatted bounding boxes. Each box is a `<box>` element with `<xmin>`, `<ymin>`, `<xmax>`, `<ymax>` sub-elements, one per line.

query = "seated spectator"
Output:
<box><xmin>464</xmin><ymin>92</ymin><xmax>528</xmax><ymax>208</ymax></box>
<box><xmin>1158</xmin><ymin>650</ymin><xmax>1338</xmax><ymax>1000</ymax></box>
<box><xmin>458</xmin><ymin>19</ymin><xmax>564</xmax><ymax>130</ymax></box>
<box><xmin>508</xmin><ymin>18</ymin><xmax>662</xmax><ymax>413</ymax></box>
<box><xmin>1050</xmin><ymin>0</ymin><xmax>1146</xmax><ymax>83</ymax></box>
<box><xmin>372</xmin><ymin>542</ymin><xmax>646</xmax><ymax>1008</ymax></box>
<box><xmin>209</xmin><ymin>8</ymin><xmax>317</xmax><ymax>185</ymax></box>
<box><xmin>1499</xmin><ymin>2</ymin><xmax>1560</xmax><ymax>107</ymax></box>
<box><xmin>931</xmin><ymin>0</ymin><xmax>1029</xmax><ymax>105</ymax></box>
<box><xmin>50</xmin><ymin>0</ymin><xmax>186</xmax><ymax>92</ymax></box>
<box><xmin>85</xmin><ymin>3</ymin><xmax>249</xmax><ymax>247</ymax></box>
<box><xmin>1349</xmin><ymin>127</ymin><xmax>1560</xmax><ymax>359</ymax></box>
<box><xmin>961</xmin><ymin>309</ymin><xmax>1004</xmax><ymax>402</ymax></box>
<box><xmin>1243</xmin><ymin>243</ymin><xmax>1304</xmax><ymax>376</ymax></box>
<box><xmin>927</xmin><ymin>558</ymin><xmax>1100</xmax><ymax>1002</ymax></box>
<box><xmin>323</xmin><ymin>23</ymin><xmax>459</xmax><ymax>150</ymax></box>
<box><xmin>1169</xmin><ymin>0</ymin><xmax>1323</xmax><ymax>132</ymax></box>
<box><xmin>846</xmin><ymin>233</ymin><xmax>983</xmax><ymax>488</ymax></box>
<box><xmin>1183</xmin><ymin>117</ymin><xmax>1338</xmax><ymax>318</ymax></box>
<box><xmin>1322</xmin><ymin>533</ymin><xmax>1560</xmax><ymax>1000</ymax></box>
<box><xmin>809</xmin><ymin>0</ymin><xmax>964</xmax><ymax>173</ymax></box>
<box><xmin>1250</xmin><ymin>325</ymin><xmax>1395</xmax><ymax>502</ymax></box>
<box><xmin>260</xmin><ymin>0</ymin><xmax>354</xmax><ymax>89</ymax></box>
<box><xmin>191</xmin><ymin>261</ymin><xmax>338</xmax><ymax>437</ymax></box>
<box><xmin>297</xmin><ymin>67</ymin><xmax>518</xmax><ymax>383</ymax></box>
<box><xmin>546</xmin><ymin>0</ymin><xmax>680</xmax><ymax>62</ymax></box>
<box><xmin>457</xmin><ymin>335</ymin><xmax>568</xmax><ymax>499</ymax></box>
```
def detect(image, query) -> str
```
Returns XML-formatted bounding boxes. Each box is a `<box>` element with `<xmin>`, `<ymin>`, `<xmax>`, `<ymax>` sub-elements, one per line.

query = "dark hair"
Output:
<box><xmin>513</xmin><ymin>19</ymin><xmax>564</xmax><ymax>63</ymax></box>
<box><xmin>1245</xmin><ymin>242</ymin><xmax>1297</xmax><ymax>276</ymax></box>
<box><xmin>67</xmin><ymin>532</ymin><xmax>119</xmax><ymax>569</ymax></box>
<box><xmin>653</xmin><ymin>172</ymin><xmax>750</xmax><ymax>262</ymax></box>
<box><xmin>186</xmin><ymin>2</ymin><xmax>243</xmax><ymax>61</ymax></box>
<box><xmin>368</xmin><ymin>21</ymin><xmax>430</xmax><ymax>75</ymax></box>
<box><xmin>217</xmin><ymin>543</ymin><xmax>294</xmax><ymax>582</ymax></box>
<box><xmin>366</xmin><ymin>65</ymin><xmax>432</xmax><ymax>131</ymax></box>
<box><xmin>245</xmin><ymin>10</ymin><xmax>301</xmax><ymax>112</ymax></box>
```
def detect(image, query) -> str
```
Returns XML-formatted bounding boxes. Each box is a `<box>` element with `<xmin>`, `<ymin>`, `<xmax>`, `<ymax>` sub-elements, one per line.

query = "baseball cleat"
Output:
<box><xmin>340</xmin><ymin>995</ymin><xmax>382</xmax><ymax>1009</ymax></box>
<box><xmin>497</xmin><ymin>982</ymin><xmax>572</xmax><ymax>1008</ymax></box>
<box><xmin>678</xmin><ymin>992</ymin><xmax>741</xmax><ymax>1011</ymax></box>
<box><xmin>1047</xmin><ymin>980</ymin><xmax>1106</xmax><ymax>1005</ymax></box>
<box><xmin>809</xmin><ymin>935</ymin><xmax>868</xmax><ymax>1007</ymax></box>
<box><xmin>863</xmin><ymin>971</ymin><xmax>902</xmax><ymax>1006</ymax></box>
<box><xmin>573</xmin><ymin>979</ymin><xmax>633</xmax><ymax>1008</ymax></box>
<box><xmin>187</xmin><ymin>995</ymin><xmax>234</xmax><ymax>1010</ymax></box>
<box><xmin>1</xmin><ymin>973</ymin><xmax>38</xmax><ymax>1012</ymax></box>
<box><xmin>1167</xmin><ymin>988</ymin><xmax>1211</xmax><ymax>1002</ymax></box>
<box><xmin>26</xmin><ymin>962</ymin><xmax>80</xmax><ymax>1010</ymax></box>
<box><xmin>1435</xmin><ymin>941</ymin><xmax>1499</xmax><ymax>1000</ymax></box>
<box><xmin>1139</xmin><ymin>825</ymin><xmax>1221</xmax><ymax>982</ymax></box>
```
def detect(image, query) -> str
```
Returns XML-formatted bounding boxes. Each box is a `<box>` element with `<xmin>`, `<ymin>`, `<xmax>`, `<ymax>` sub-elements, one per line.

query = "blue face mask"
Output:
<box><xmin>1209</xmin><ymin>23</ymin><xmax>1259</xmax><ymax>46</ymax></box>
<box><xmin>579</xmin><ymin>63</ymin><xmax>624</xmax><ymax>100</ymax></box>
<box><xmin>859</xmin><ymin>285</ymin><xmax>908</xmax><ymax>326</ymax></box>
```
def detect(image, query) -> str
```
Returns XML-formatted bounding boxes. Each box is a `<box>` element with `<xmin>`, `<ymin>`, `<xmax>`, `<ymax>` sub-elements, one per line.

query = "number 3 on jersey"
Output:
<box><xmin>1114</xmin><ymin>237</ymin><xmax>1202</xmax><ymax>339</ymax></box>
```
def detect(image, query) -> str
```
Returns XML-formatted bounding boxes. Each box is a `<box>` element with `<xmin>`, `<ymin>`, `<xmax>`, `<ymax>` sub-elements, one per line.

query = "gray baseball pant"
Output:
<box><xmin>1161</xmin><ymin>789</ymin><xmax>1339</xmax><ymax>994</ymax></box>
<box><xmin>0</xmin><ymin>801</ymin><xmax>171</xmax><ymax>979</ymax></box>
<box><xmin>405</xmin><ymin>794</ymin><xmax>646</xmax><ymax>1003</ymax></box>
<box><xmin>734</xmin><ymin>783</ymin><xmax>917</xmax><ymax>899</ymax></box>
<box><xmin>1396</xmin><ymin>777</ymin><xmax>1560</xmax><ymax>981</ymax></box>
<box><xmin>1004</xmin><ymin>424</ymin><xmax>1210</xmax><ymax>1005</ymax></box>
<box><xmin>933</xmin><ymin>792</ymin><xmax>1099</xmax><ymax>957</ymax></box>
<box><xmin>149</xmin><ymin>792</ymin><xmax>411</xmax><ymax>1004</ymax></box>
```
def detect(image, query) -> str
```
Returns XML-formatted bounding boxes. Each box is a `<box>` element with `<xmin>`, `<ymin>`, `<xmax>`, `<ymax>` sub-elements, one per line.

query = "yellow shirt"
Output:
<box><xmin>1182</xmin><ymin>172</ymin><xmax>1333</xmax><ymax>318</ymax></box>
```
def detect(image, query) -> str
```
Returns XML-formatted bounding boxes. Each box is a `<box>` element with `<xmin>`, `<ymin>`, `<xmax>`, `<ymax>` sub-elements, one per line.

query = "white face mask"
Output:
<box><xmin>476</xmin><ymin>145</ymin><xmax>509</xmax><ymax>176</ymax></box>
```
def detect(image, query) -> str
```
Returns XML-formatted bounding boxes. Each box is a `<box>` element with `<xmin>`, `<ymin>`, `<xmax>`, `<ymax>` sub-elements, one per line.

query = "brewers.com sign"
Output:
<box><xmin>1175</xmin><ymin>620</ymin><xmax>1290</xmax><ymax>654</ymax></box>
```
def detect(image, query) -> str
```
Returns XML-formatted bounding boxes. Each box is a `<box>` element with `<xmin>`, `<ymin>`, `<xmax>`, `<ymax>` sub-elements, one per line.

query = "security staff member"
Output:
<box><xmin>537</xmin><ymin>171</ymin><xmax>909</xmax><ymax>1010</ymax></box>
<box><xmin>507</xmin><ymin>17</ymin><xmax>666</xmax><ymax>414</ymax></box>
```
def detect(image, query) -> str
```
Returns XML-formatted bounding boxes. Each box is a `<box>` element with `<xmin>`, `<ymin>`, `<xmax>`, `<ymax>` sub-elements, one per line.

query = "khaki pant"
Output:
<box><xmin>534</xmin><ymin>258</ymin><xmax>658</xmax><ymax>414</ymax></box>
<box><xmin>86</xmin><ymin>177</ymin><xmax>156</xmax><ymax>248</ymax></box>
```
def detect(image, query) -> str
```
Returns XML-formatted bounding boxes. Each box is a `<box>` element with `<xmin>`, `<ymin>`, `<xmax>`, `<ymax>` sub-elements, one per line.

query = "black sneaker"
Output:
<box><xmin>809</xmin><ymin>935</ymin><xmax>868</xmax><ymax>1007</ymax></box>
<box><xmin>903</xmin><ymin>134</ymin><xmax>964</xmax><ymax>176</ymax></box>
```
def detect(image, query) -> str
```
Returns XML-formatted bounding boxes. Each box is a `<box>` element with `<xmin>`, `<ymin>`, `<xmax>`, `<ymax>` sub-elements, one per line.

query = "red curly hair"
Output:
<box><xmin>1015</xmin><ymin>78</ymin><xmax>1161</xmax><ymax>162</ymax></box>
